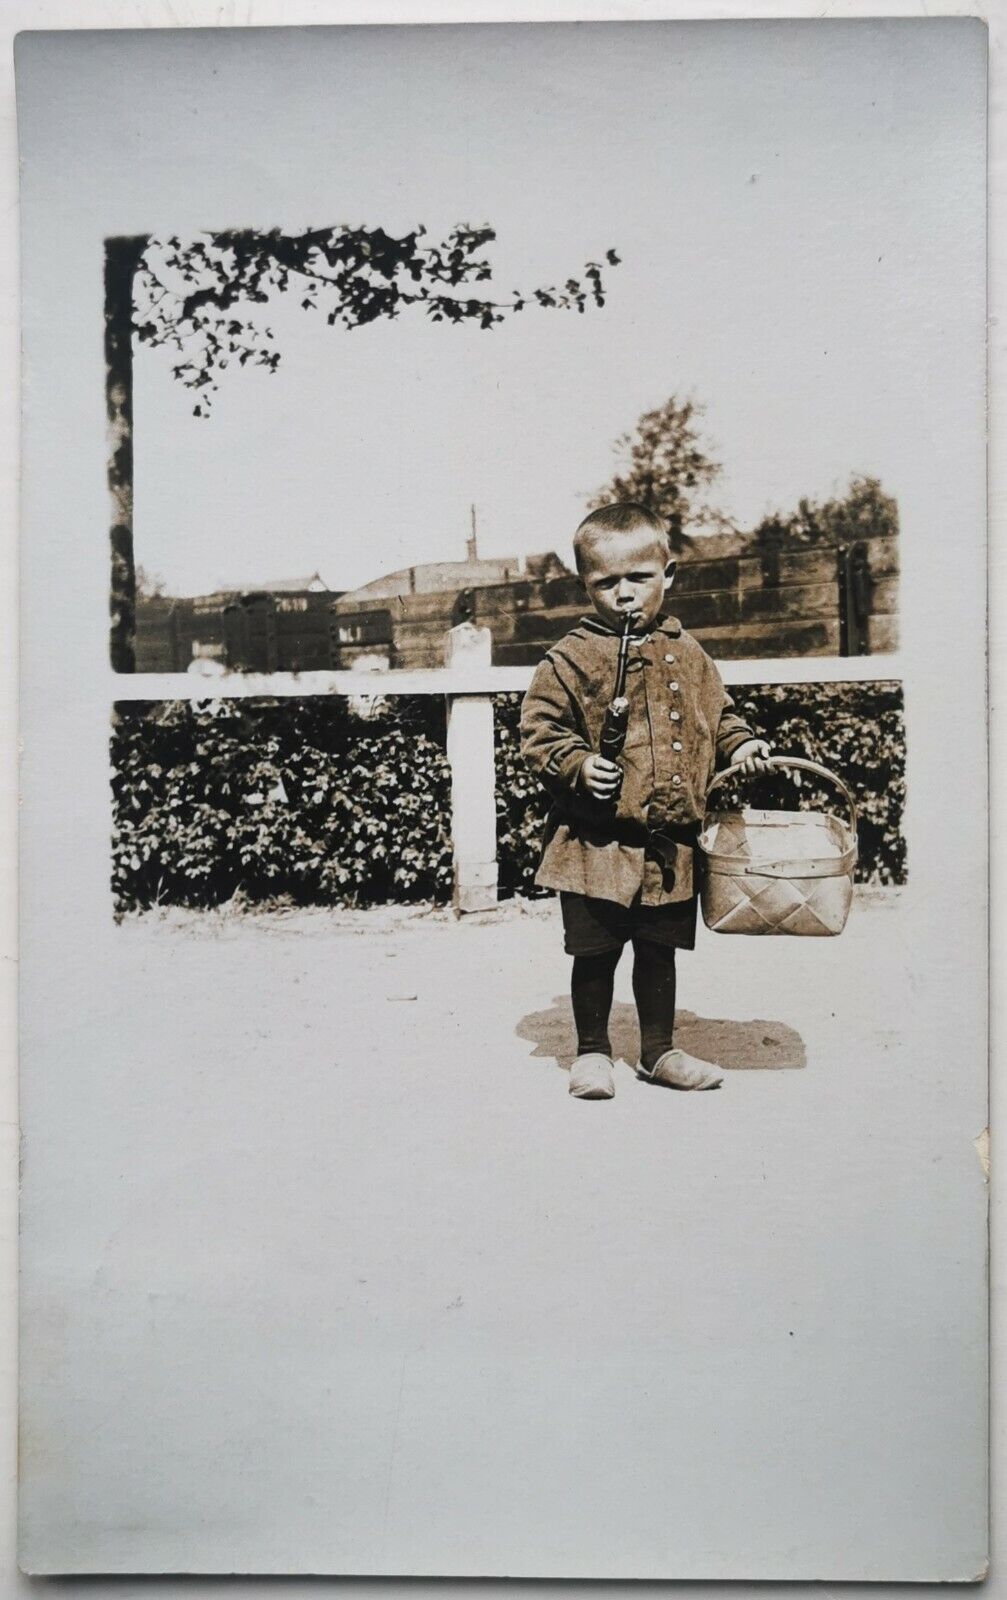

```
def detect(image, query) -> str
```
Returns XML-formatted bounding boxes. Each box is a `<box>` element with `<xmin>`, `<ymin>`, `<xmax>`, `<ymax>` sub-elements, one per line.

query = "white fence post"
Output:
<box><xmin>444</xmin><ymin>623</ymin><xmax>499</xmax><ymax>914</ymax></box>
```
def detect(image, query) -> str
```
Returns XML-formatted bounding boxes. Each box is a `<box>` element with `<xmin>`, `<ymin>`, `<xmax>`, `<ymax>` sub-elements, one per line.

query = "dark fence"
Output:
<box><xmin>133</xmin><ymin>536</ymin><xmax>899</xmax><ymax>675</ymax></box>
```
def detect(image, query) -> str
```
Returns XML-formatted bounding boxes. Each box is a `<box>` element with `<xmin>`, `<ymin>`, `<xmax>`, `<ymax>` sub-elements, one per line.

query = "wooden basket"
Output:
<box><xmin>698</xmin><ymin>757</ymin><xmax>858</xmax><ymax>937</ymax></box>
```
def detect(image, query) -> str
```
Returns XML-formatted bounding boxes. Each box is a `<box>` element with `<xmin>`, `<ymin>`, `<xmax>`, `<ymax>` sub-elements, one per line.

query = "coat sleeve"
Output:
<box><xmin>520</xmin><ymin>655</ymin><xmax>592</xmax><ymax>798</ymax></box>
<box><xmin>702</xmin><ymin>652</ymin><xmax>757</xmax><ymax>767</ymax></box>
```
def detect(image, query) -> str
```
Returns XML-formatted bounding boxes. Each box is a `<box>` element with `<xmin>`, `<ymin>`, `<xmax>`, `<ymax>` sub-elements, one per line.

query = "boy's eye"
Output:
<box><xmin>595</xmin><ymin>573</ymin><xmax>654</xmax><ymax>588</ymax></box>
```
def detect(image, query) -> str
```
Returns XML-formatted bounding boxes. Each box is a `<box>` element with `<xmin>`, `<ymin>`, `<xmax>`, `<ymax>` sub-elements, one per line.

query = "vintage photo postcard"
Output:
<box><xmin>16</xmin><ymin>17</ymin><xmax>988</xmax><ymax>1578</ymax></box>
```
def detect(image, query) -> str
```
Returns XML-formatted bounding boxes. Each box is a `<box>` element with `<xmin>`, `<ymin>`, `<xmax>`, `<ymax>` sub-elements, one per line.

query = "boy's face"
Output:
<box><xmin>580</xmin><ymin>529</ymin><xmax>675</xmax><ymax>633</ymax></box>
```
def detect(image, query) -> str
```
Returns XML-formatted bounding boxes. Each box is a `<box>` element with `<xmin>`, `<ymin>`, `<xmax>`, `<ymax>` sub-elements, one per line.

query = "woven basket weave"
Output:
<box><xmin>698</xmin><ymin>757</ymin><xmax>858</xmax><ymax>937</ymax></box>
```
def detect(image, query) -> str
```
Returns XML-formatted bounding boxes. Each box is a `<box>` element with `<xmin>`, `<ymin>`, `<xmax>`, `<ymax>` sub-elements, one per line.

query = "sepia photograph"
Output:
<box><xmin>16</xmin><ymin>15</ymin><xmax>988</xmax><ymax>1579</ymax></box>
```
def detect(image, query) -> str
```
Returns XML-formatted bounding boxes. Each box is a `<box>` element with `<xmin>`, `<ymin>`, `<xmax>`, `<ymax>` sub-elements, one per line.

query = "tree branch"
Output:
<box><xmin>132</xmin><ymin>226</ymin><xmax>620</xmax><ymax>415</ymax></box>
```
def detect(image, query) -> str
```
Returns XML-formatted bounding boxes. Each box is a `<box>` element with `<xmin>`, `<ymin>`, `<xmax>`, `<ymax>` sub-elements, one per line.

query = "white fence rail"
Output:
<box><xmin>111</xmin><ymin>639</ymin><xmax>902</xmax><ymax>913</ymax></box>
<box><xmin>111</xmin><ymin>651</ymin><xmax>899</xmax><ymax>704</ymax></box>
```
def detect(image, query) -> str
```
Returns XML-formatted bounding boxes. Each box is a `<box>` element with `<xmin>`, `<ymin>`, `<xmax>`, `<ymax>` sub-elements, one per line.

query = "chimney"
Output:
<box><xmin>466</xmin><ymin>503</ymin><xmax>478</xmax><ymax>564</ymax></box>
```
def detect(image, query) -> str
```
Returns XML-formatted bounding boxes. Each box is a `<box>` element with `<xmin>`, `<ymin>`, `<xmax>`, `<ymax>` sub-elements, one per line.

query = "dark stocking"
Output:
<box><xmin>570</xmin><ymin>949</ymin><xmax>621</xmax><ymax>1058</ymax></box>
<box><xmin>631</xmin><ymin>939</ymin><xmax>677</xmax><ymax>1071</ymax></box>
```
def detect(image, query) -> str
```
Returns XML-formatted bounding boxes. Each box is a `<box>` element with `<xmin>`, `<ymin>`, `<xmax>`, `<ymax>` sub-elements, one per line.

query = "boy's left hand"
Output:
<box><xmin>729</xmin><ymin>739</ymin><xmax>773</xmax><ymax>776</ymax></box>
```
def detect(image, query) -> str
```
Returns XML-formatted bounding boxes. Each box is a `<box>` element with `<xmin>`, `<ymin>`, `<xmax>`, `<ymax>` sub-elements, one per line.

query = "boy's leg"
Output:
<box><xmin>570</xmin><ymin>949</ymin><xmax>621</xmax><ymax>1059</ymax></box>
<box><xmin>631</xmin><ymin>934</ymin><xmax>723</xmax><ymax>1089</ymax></box>
<box><xmin>630</xmin><ymin>937</ymin><xmax>676</xmax><ymax>1073</ymax></box>
<box><xmin>561</xmin><ymin>896</ymin><xmax>627</xmax><ymax>1097</ymax></box>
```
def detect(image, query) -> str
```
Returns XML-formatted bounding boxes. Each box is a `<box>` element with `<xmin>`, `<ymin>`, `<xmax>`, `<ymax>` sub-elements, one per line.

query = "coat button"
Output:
<box><xmin>672</xmin><ymin>775</ymin><xmax>682</xmax><ymax>786</ymax></box>
<box><xmin>664</xmin><ymin>653</ymin><xmax>676</xmax><ymax>663</ymax></box>
<box><xmin>669</xmin><ymin>710</ymin><xmax>681</xmax><ymax>722</ymax></box>
<box><xmin>673</xmin><ymin>740</ymin><xmax>682</xmax><ymax>751</ymax></box>
<box><xmin>668</xmin><ymin>680</ymin><xmax>679</xmax><ymax>691</ymax></box>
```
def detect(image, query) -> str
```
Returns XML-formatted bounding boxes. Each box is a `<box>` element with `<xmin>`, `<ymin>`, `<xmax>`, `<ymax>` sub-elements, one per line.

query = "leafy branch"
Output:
<box><xmin>133</xmin><ymin>225</ymin><xmax>622</xmax><ymax>416</ymax></box>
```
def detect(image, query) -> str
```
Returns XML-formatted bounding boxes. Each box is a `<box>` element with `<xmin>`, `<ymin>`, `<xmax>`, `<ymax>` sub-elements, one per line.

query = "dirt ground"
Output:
<box><xmin>19</xmin><ymin>885</ymin><xmax>989</xmax><ymax>1577</ymax></box>
<box><xmin>127</xmin><ymin>883</ymin><xmax>900</xmax><ymax>1080</ymax></box>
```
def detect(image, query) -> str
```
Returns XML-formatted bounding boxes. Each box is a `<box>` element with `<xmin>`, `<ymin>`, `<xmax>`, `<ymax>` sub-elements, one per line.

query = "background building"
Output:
<box><xmin>134</xmin><ymin>528</ymin><xmax>898</xmax><ymax>674</ymax></box>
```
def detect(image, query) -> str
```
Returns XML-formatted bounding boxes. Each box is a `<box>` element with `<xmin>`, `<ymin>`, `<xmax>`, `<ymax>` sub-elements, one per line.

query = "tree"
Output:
<box><xmin>134</xmin><ymin>226</ymin><xmax>621</xmax><ymax>418</ymax></box>
<box><xmin>135</xmin><ymin>564</ymin><xmax>167</xmax><ymax>600</ymax></box>
<box><xmin>753</xmin><ymin>475</ymin><xmax>899</xmax><ymax>550</ymax></box>
<box><xmin>108</xmin><ymin>225</ymin><xmax>622</xmax><ymax>668</ymax></box>
<box><xmin>588</xmin><ymin>396</ymin><xmax>727</xmax><ymax>553</ymax></box>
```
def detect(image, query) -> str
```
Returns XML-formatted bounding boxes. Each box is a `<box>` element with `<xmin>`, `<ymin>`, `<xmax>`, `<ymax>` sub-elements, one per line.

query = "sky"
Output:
<box><xmin>125</xmin><ymin>19</ymin><xmax>986</xmax><ymax>596</ymax></box>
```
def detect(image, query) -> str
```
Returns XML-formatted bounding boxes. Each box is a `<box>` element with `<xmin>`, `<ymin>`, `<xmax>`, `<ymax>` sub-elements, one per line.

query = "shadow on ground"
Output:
<box><xmin>516</xmin><ymin>999</ymin><xmax>806</xmax><ymax>1073</ymax></box>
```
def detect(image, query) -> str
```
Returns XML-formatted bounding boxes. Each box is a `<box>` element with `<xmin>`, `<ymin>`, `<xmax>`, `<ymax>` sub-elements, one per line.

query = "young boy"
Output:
<box><xmin>520</xmin><ymin>502</ymin><xmax>772</xmax><ymax>1099</ymax></box>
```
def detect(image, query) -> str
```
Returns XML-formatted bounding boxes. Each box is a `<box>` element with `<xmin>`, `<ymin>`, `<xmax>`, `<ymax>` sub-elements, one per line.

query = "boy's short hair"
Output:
<box><xmin>573</xmin><ymin>502</ymin><xmax>672</xmax><ymax>573</ymax></box>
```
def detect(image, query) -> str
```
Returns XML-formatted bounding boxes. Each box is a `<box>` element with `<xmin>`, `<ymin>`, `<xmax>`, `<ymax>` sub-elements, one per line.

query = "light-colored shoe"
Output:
<box><xmin>569</xmin><ymin>1053</ymin><xmax>615</xmax><ymax>1099</ymax></box>
<box><xmin>637</xmin><ymin>1048</ymin><xmax>723</xmax><ymax>1091</ymax></box>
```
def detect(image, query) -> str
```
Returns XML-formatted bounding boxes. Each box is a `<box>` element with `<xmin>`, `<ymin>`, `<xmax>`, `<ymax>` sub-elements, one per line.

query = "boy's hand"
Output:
<box><xmin>580</xmin><ymin>754</ymin><xmax>622</xmax><ymax>799</ymax></box>
<box><xmin>729</xmin><ymin>739</ymin><xmax>773</xmax><ymax>777</ymax></box>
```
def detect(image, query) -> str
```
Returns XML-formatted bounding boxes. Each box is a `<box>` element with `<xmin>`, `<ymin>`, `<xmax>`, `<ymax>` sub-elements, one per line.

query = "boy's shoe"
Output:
<box><xmin>637</xmin><ymin>1049</ymin><xmax>723</xmax><ymax>1091</ymax></box>
<box><xmin>569</xmin><ymin>1053</ymin><xmax>616</xmax><ymax>1099</ymax></box>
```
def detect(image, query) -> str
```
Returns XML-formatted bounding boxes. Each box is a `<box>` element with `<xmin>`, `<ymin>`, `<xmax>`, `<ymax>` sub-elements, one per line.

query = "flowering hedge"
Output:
<box><xmin>111</xmin><ymin>680</ymin><xmax>905</xmax><ymax>914</ymax></box>
<box><xmin>732</xmin><ymin>681</ymin><xmax>906</xmax><ymax>885</ymax></box>
<box><xmin>111</xmin><ymin>695</ymin><xmax>452</xmax><ymax>912</ymax></box>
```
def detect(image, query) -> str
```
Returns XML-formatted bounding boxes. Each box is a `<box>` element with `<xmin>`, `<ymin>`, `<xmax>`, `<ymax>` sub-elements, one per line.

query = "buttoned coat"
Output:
<box><xmin>520</xmin><ymin>613</ymin><xmax>755</xmax><ymax>907</ymax></box>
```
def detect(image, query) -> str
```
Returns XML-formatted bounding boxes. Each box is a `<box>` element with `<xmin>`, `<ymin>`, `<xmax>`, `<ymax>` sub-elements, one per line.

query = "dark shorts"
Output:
<box><xmin>560</xmin><ymin>891</ymin><xmax>698</xmax><ymax>957</ymax></box>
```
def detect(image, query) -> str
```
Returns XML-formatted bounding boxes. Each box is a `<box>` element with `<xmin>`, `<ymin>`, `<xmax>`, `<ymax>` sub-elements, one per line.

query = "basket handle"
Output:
<box><xmin>704</xmin><ymin>755</ymin><xmax>858</xmax><ymax>835</ymax></box>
